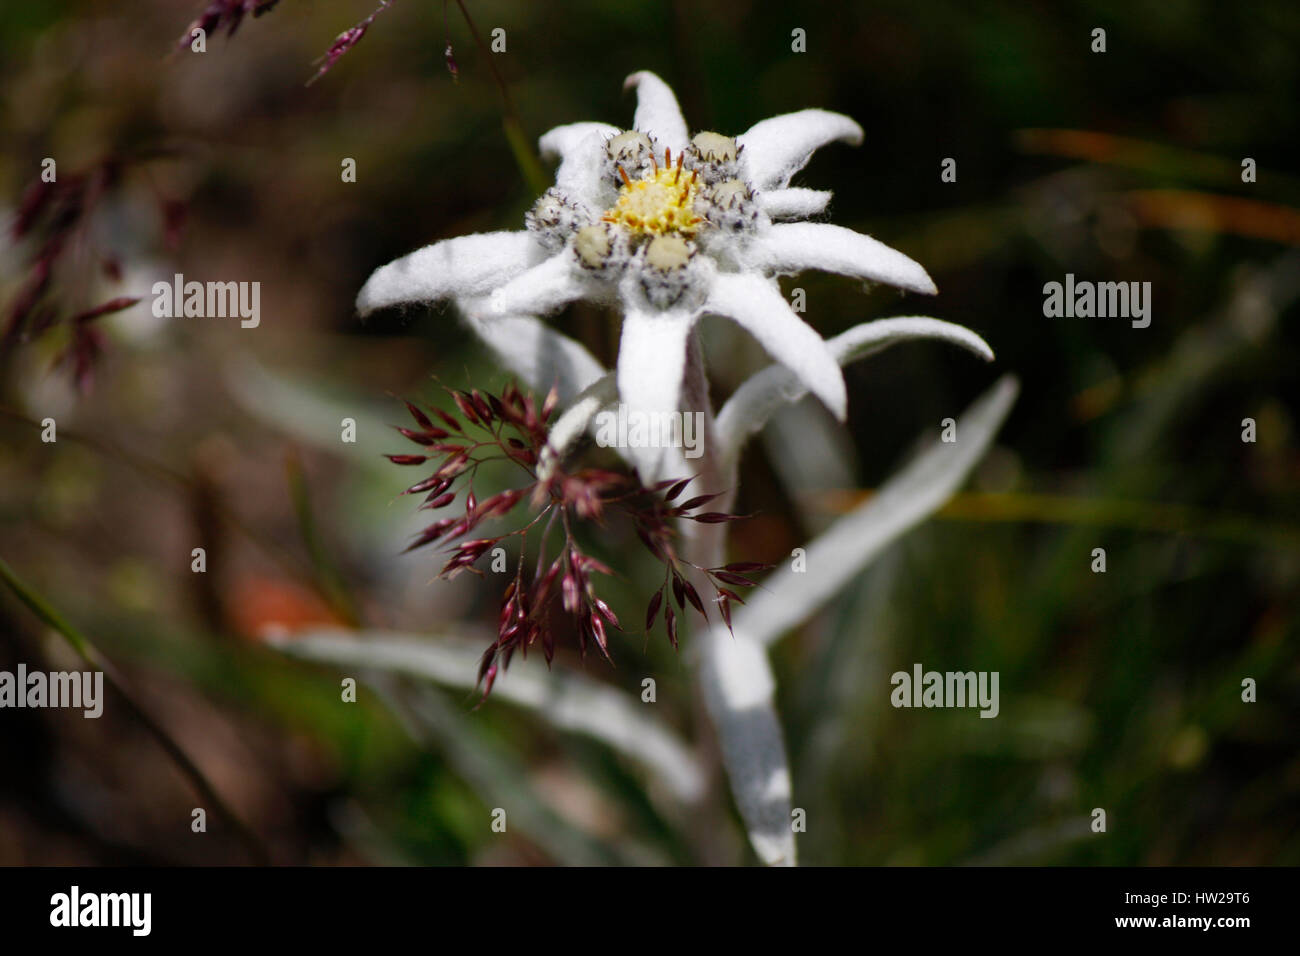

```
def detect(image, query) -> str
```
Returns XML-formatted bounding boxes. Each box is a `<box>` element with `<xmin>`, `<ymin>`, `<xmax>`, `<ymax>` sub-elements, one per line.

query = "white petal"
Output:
<box><xmin>735</xmin><ymin>375</ymin><xmax>1019</xmax><ymax>647</ymax></box>
<box><xmin>828</xmin><ymin>315</ymin><xmax>994</xmax><ymax>363</ymax></box>
<box><xmin>738</xmin><ymin>109</ymin><xmax>863</xmax><ymax>189</ymax></box>
<box><xmin>623</xmin><ymin>71</ymin><xmax>689</xmax><ymax>153</ymax></box>
<box><xmin>489</xmin><ymin>253</ymin><xmax>588</xmax><ymax>316</ymax></box>
<box><xmin>552</xmin><ymin>127</ymin><xmax>616</xmax><ymax>210</ymax></box>
<box><xmin>460</xmin><ymin>297</ymin><xmax>606</xmax><ymax>406</ymax></box>
<box><xmin>755</xmin><ymin>221</ymin><xmax>937</xmax><ymax>295</ymax></box>
<box><xmin>615</xmin><ymin>307</ymin><xmax>696</xmax><ymax>482</ymax></box>
<box><xmin>758</xmin><ymin>187</ymin><xmax>832</xmax><ymax>220</ymax></box>
<box><xmin>538</xmin><ymin>121</ymin><xmax>618</xmax><ymax>162</ymax></box>
<box><xmin>356</xmin><ymin>231</ymin><xmax>545</xmax><ymax>316</ymax></box>
<box><xmin>715</xmin><ymin>316</ymin><xmax>995</xmax><ymax>468</ymax></box>
<box><xmin>705</xmin><ymin>272</ymin><xmax>846</xmax><ymax>420</ymax></box>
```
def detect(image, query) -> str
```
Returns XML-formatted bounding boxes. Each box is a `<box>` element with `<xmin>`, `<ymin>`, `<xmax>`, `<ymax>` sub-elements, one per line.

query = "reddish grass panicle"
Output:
<box><xmin>388</xmin><ymin>383</ymin><xmax>767</xmax><ymax>700</ymax></box>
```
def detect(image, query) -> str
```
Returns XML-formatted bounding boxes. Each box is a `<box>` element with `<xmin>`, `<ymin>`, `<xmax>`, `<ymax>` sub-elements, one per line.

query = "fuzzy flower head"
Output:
<box><xmin>357</xmin><ymin>71</ymin><xmax>939</xmax><ymax>480</ymax></box>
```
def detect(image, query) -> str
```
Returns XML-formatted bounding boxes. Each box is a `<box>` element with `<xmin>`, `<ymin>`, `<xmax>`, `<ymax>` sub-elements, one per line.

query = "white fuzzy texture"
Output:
<box><xmin>489</xmin><ymin>253</ymin><xmax>590</xmax><ymax>316</ymax></box>
<box><xmin>705</xmin><ymin>272</ymin><xmax>847</xmax><ymax>421</ymax></box>
<box><xmin>356</xmin><ymin>231</ymin><xmax>545</xmax><ymax>316</ymax></box>
<box><xmin>615</xmin><ymin>307</ymin><xmax>696</xmax><ymax>482</ymax></box>
<box><xmin>553</xmin><ymin>127</ymin><xmax>616</xmax><ymax>211</ymax></box>
<box><xmin>831</xmin><ymin>315</ymin><xmax>995</xmax><ymax>363</ymax></box>
<box><xmin>716</xmin><ymin>316</ymin><xmax>995</xmax><ymax>467</ymax></box>
<box><xmin>624</xmin><ymin>71</ymin><xmax>689</xmax><ymax>153</ymax></box>
<box><xmin>758</xmin><ymin>187</ymin><xmax>832</xmax><ymax>220</ymax></box>
<box><xmin>737</xmin><ymin>375</ymin><xmax>1019</xmax><ymax>647</ymax></box>
<box><xmin>539</xmin><ymin>121</ymin><xmax>619</xmax><ymax>162</ymax></box>
<box><xmin>755</xmin><ymin>221</ymin><xmax>937</xmax><ymax>295</ymax></box>
<box><xmin>460</xmin><ymin>298</ymin><xmax>605</xmax><ymax>405</ymax></box>
<box><xmin>738</xmin><ymin>109</ymin><xmax>864</xmax><ymax>189</ymax></box>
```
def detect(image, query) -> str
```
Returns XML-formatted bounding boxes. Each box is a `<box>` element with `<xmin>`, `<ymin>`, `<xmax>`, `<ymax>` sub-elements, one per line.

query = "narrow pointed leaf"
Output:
<box><xmin>736</xmin><ymin>375</ymin><xmax>1018</xmax><ymax>647</ymax></box>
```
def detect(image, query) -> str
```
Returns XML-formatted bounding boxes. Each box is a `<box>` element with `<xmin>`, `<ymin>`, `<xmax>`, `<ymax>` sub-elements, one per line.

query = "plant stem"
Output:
<box><xmin>0</xmin><ymin>556</ymin><xmax>271</xmax><ymax>865</ymax></box>
<box><xmin>679</xmin><ymin>328</ymin><xmax>799</xmax><ymax>865</ymax></box>
<box><xmin>680</xmin><ymin>331</ymin><xmax>733</xmax><ymax>566</ymax></box>
<box><xmin>451</xmin><ymin>0</ymin><xmax>548</xmax><ymax>195</ymax></box>
<box><xmin>286</xmin><ymin>452</ymin><xmax>362</xmax><ymax>626</ymax></box>
<box><xmin>678</xmin><ymin>328</ymin><xmax>733</xmax><ymax>862</ymax></box>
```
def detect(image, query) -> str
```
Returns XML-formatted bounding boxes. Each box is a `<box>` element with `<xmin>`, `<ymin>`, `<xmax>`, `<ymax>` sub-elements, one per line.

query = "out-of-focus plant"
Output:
<box><xmin>2</xmin><ymin>155</ymin><xmax>181</xmax><ymax>391</ymax></box>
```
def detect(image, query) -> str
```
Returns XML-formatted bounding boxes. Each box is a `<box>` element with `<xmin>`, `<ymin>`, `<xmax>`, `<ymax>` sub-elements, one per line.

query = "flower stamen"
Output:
<box><xmin>603</xmin><ymin>148</ymin><xmax>702</xmax><ymax>239</ymax></box>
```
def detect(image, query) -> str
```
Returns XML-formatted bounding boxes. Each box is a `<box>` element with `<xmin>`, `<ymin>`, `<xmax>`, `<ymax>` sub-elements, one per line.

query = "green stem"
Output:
<box><xmin>0</xmin><ymin>556</ymin><xmax>271</xmax><ymax>865</ymax></box>
<box><xmin>452</xmin><ymin>0</ymin><xmax>548</xmax><ymax>195</ymax></box>
<box><xmin>286</xmin><ymin>452</ymin><xmax>362</xmax><ymax>626</ymax></box>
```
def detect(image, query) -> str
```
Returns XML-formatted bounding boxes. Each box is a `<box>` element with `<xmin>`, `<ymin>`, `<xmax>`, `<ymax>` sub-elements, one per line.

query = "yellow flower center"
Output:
<box><xmin>603</xmin><ymin>149</ymin><xmax>704</xmax><ymax>238</ymax></box>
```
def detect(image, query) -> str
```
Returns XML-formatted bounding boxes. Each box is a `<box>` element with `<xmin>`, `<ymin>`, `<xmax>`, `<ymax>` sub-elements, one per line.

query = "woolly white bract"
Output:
<box><xmin>357</xmin><ymin>71</ymin><xmax>948</xmax><ymax>480</ymax></box>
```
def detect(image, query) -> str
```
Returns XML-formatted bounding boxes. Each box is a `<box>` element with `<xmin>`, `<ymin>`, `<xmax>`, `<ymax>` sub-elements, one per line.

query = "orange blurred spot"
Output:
<box><xmin>227</xmin><ymin>576</ymin><xmax>345</xmax><ymax>641</ymax></box>
<box><xmin>1126</xmin><ymin>190</ymin><xmax>1300</xmax><ymax>244</ymax></box>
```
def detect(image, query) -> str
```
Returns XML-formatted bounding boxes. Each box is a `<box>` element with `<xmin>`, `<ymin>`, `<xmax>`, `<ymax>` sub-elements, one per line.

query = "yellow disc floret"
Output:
<box><xmin>603</xmin><ymin>149</ymin><xmax>704</xmax><ymax>238</ymax></box>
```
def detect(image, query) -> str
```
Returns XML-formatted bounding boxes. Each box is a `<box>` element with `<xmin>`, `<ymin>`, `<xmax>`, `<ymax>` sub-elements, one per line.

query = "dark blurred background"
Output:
<box><xmin>0</xmin><ymin>0</ymin><xmax>1297</xmax><ymax>865</ymax></box>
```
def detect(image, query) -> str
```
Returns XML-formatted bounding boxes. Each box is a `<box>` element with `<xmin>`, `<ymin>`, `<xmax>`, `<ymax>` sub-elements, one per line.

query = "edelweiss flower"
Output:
<box><xmin>357</xmin><ymin>71</ymin><xmax>938</xmax><ymax>479</ymax></box>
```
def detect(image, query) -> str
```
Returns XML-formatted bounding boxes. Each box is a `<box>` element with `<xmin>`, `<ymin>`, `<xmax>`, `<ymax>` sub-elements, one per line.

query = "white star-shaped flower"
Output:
<box><xmin>357</xmin><ymin>71</ymin><xmax>938</xmax><ymax>479</ymax></box>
